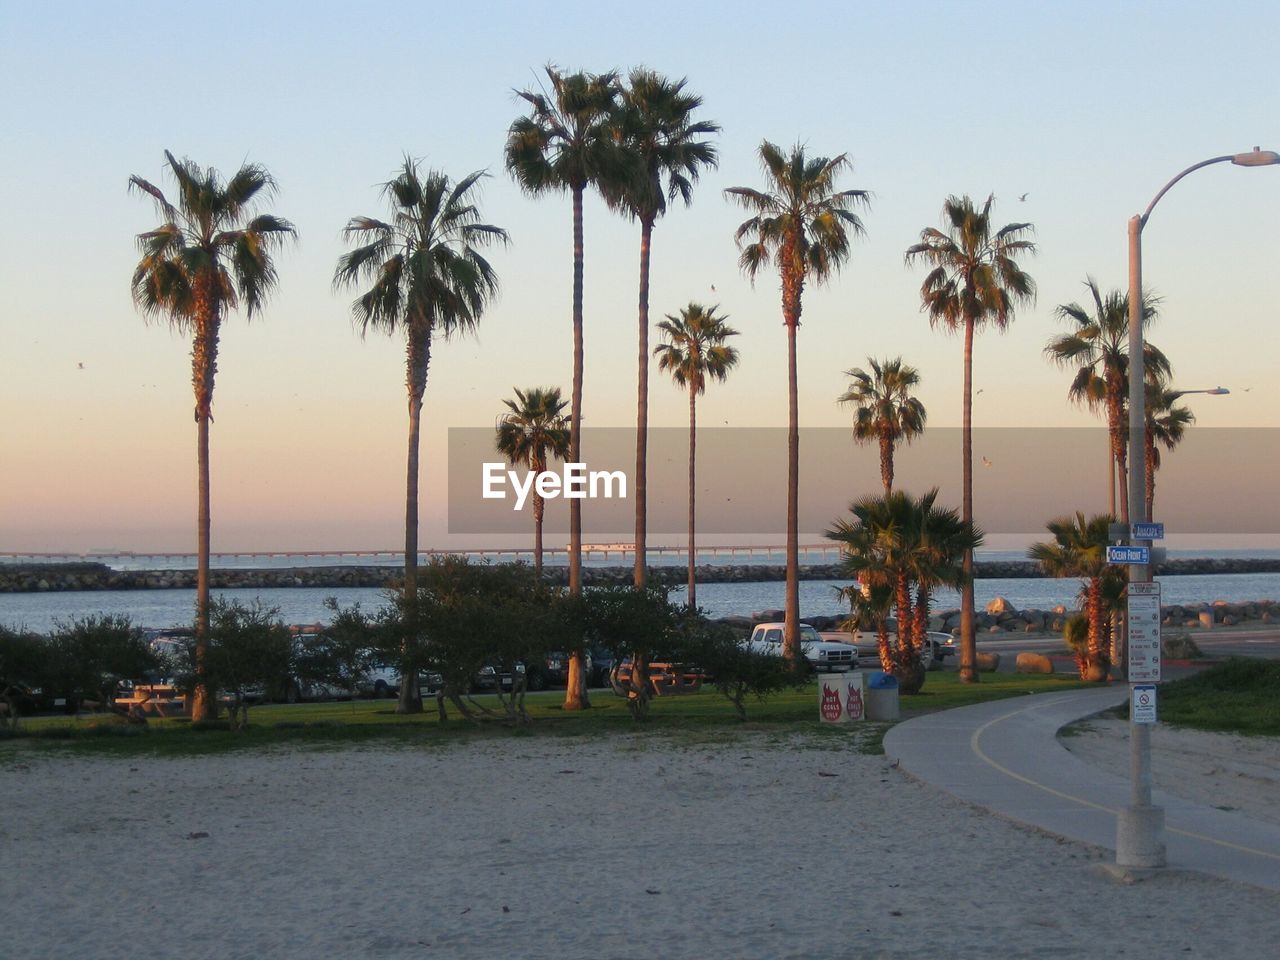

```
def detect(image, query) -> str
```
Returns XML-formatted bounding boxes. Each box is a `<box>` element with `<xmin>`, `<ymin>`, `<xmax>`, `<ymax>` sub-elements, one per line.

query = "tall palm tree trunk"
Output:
<box><xmin>687</xmin><ymin>387</ymin><xmax>697</xmax><ymax>606</ymax></box>
<box><xmin>634</xmin><ymin>218</ymin><xmax>653</xmax><ymax>589</ymax></box>
<box><xmin>189</xmin><ymin>310</ymin><xmax>218</xmax><ymax>723</ymax></box>
<box><xmin>565</xmin><ymin>185</ymin><xmax>588</xmax><ymax>710</ymax></box>
<box><xmin>959</xmin><ymin>317</ymin><xmax>977</xmax><ymax>683</ymax></box>
<box><xmin>533</xmin><ymin>492</ymin><xmax>545</xmax><ymax>577</ymax></box>
<box><xmin>784</xmin><ymin>319</ymin><xmax>801</xmax><ymax>664</ymax></box>
<box><xmin>879</xmin><ymin>434</ymin><xmax>894</xmax><ymax>496</ymax></box>
<box><xmin>397</xmin><ymin>330</ymin><xmax>430</xmax><ymax>714</ymax></box>
<box><xmin>1145</xmin><ymin>437</ymin><xmax>1157</xmax><ymax>520</ymax></box>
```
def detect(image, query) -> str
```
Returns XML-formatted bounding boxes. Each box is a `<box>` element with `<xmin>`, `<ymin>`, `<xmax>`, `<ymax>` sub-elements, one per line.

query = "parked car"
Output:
<box><xmin>745</xmin><ymin>622</ymin><xmax>857</xmax><ymax>672</ymax></box>
<box><xmin>848</xmin><ymin>628</ymin><xmax>953</xmax><ymax>669</ymax></box>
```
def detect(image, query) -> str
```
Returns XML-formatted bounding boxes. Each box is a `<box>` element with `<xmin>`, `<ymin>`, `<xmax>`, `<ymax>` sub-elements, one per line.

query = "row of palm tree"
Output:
<box><xmin>129</xmin><ymin>70</ymin><xmax>1205</xmax><ymax>715</ymax></box>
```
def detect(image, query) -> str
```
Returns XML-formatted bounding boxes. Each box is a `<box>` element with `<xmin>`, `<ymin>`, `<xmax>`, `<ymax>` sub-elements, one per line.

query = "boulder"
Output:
<box><xmin>986</xmin><ymin>596</ymin><xmax>1018</xmax><ymax>615</ymax></box>
<box><xmin>1015</xmin><ymin>652</ymin><xmax>1054</xmax><ymax>675</ymax></box>
<box><xmin>975</xmin><ymin>652</ymin><xmax>1000</xmax><ymax>672</ymax></box>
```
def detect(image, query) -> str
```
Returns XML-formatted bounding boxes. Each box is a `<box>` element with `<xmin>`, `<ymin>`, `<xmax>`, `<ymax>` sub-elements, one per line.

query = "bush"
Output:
<box><xmin>676</xmin><ymin>615</ymin><xmax>806</xmax><ymax>720</ymax></box>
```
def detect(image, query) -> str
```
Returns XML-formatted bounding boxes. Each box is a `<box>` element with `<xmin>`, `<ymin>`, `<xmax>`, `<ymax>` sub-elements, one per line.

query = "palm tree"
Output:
<box><xmin>726</xmin><ymin>141</ymin><xmax>869</xmax><ymax>664</ymax></box>
<box><xmin>837</xmin><ymin>357</ymin><xmax>926</xmax><ymax>495</ymax></box>
<box><xmin>829</xmin><ymin>497</ymin><xmax>902</xmax><ymax>674</ymax></box>
<box><xmin>905</xmin><ymin>194</ymin><xmax>1035</xmax><ymax>684</ymax></box>
<box><xmin>1144</xmin><ymin>383</ymin><xmax>1195</xmax><ymax>519</ymax></box>
<box><xmin>494</xmin><ymin>387</ymin><xmax>571</xmax><ymax>576</ymax></box>
<box><xmin>1028</xmin><ymin>512</ymin><xmax>1117</xmax><ymax>681</ymax></box>
<box><xmin>609</xmin><ymin>69</ymin><xmax>719</xmax><ymax>589</ymax></box>
<box><xmin>1045</xmin><ymin>278</ymin><xmax>1167</xmax><ymax>519</ymax></box>
<box><xmin>654</xmin><ymin>303</ymin><xmax>740</xmax><ymax>606</ymax></box>
<box><xmin>334</xmin><ymin>158</ymin><xmax>507</xmax><ymax>714</ymax></box>
<box><xmin>906</xmin><ymin>489</ymin><xmax>981</xmax><ymax>659</ymax></box>
<box><xmin>506</xmin><ymin>66</ymin><xmax>622</xmax><ymax>712</ymax></box>
<box><xmin>129</xmin><ymin>151</ymin><xmax>295</xmax><ymax>722</ymax></box>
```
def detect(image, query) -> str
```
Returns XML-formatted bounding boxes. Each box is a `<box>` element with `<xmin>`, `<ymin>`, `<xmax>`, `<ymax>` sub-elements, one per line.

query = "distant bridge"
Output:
<box><xmin>0</xmin><ymin>543</ymin><xmax>845</xmax><ymax>565</ymax></box>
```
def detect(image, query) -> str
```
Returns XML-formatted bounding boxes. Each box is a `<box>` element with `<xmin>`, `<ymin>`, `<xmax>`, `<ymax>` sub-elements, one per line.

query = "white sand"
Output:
<box><xmin>2</xmin><ymin>728</ymin><xmax>1277</xmax><ymax>960</ymax></box>
<box><xmin>1060</xmin><ymin>717</ymin><xmax>1280</xmax><ymax>827</ymax></box>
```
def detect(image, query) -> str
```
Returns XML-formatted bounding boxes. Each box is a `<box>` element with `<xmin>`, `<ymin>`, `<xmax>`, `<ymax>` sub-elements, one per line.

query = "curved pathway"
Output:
<box><xmin>883</xmin><ymin>687</ymin><xmax>1280</xmax><ymax>891</ymax></box>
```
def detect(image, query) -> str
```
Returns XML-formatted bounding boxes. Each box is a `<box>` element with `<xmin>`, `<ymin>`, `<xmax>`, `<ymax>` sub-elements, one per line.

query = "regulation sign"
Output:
<box><xmin>1132</xmin><ymin>684</ymin><xmax>1157</xmax><ymax>724</ymax></box>
<box><xmin>1127</xmin><ymin>581</ymin><xmax>1162</xmax><ymax>682</ymax></box>
<box><xmin>1107</xmin><ymin>545</ymin><xmax>1150</xmax><ymax>565</ymax></box>
<box><xmin>1132</xmin><ymin>522</ymin><xmax>1165</xmax><ymax>540</ymax></box>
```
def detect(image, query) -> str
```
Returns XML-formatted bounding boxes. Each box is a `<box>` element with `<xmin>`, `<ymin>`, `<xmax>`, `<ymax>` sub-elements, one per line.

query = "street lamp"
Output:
<box><xmin>1121</xmin><ymin>147</ymin><xmax>1278</xmax><ymax>871</ymax></box>
<box><xmin>1166</xmin><ymin>386</ymin><xmax>1230</xmax><ymax>399</ymax></box>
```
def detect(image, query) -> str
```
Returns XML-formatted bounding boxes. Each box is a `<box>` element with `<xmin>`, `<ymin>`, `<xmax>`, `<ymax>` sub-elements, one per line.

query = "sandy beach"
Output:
<box><xmin>2</xmin><ymin>726</ymin><xmax>1277</xmax><ymax>960</ymax></box>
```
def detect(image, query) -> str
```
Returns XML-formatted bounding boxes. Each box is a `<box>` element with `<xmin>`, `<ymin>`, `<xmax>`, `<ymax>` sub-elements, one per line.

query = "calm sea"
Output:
<box><xmin>2</xmin><ymin>549</ymin><xmax>1278</xmax><ymax>633</ymax></box>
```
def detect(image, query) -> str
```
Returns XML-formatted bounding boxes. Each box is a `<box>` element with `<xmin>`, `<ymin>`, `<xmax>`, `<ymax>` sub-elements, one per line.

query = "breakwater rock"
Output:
<box><xmin>2</xmin><ymin>556</ymin><xmax>1279</xmax><ymax>594</ymax></box>
<box><xmin>728</xmin><ymin>597</ymin><xmax>1278</xmax><ymax>636</ymax></box>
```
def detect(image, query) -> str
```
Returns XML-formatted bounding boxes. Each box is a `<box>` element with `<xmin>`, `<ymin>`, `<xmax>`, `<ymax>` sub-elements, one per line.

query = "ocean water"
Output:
<box><xmin>2</xmin><ymin>569</ymin><xmax>1277</xmax><ymax>633</ymax></box>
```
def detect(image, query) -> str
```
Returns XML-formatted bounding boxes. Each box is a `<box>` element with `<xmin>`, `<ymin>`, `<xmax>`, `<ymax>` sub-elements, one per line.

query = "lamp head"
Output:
<box><xmin>1232</xmin><ymin>147</ymin><xmax>1280</xmax><ymax>167</ymax></box>
<box><xmin>1207</xmin><ymin>387</ymin><xmax>1230</xmax><ymax>395</ymax></box>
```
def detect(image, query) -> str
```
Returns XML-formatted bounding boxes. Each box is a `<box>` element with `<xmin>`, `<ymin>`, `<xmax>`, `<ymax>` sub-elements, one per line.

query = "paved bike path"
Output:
<box><xmin>882</xmin><ymin>687</ymin><xmax>1280</xmax><ymax>891</ymax></box>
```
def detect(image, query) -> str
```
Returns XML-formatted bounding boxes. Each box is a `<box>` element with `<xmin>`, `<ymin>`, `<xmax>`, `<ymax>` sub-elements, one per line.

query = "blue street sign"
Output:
<box><xmin>1107</xmin><ymin>545</ymin><xmax>1151</xmax><ymax>564</ymax></box>
<box><xmin>1132</xmin><ymin>522</ymin><xmax>1165</xmax><ymax>540</ymax></box>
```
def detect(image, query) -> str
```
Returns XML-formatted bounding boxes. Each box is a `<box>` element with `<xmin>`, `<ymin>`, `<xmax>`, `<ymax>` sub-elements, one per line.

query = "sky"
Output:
<box><xmin>1</xmin><ymin>0</ymin><xmax>1277</xmax><ymax>553</ymax></box>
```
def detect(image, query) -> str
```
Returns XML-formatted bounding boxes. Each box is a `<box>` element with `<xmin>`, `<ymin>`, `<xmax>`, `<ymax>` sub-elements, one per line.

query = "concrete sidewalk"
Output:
<box><xmin>883</xmin><ymin>687</ymin><xmax>1280</xmax><ymax>891</ymax></box>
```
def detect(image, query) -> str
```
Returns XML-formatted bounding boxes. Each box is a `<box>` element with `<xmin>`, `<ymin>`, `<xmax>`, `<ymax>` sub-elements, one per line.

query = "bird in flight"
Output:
<box><xmin>77</xmin><ymin>362</ymin><xmax>84</xmax><ymax>370</ymax></box>
<box><xmin>1018</xmin><ymin>192</ymin><xmax>1029</xmax><ymax>202</ymax></box>
<box><xmin>982</xmin><ymin>456</ymin><xmax>993</xmax><ymax>467</ymax></box>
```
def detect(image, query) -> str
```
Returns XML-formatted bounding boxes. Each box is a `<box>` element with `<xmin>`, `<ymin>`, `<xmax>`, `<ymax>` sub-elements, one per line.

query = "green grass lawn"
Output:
<box><xmin>0</xmin><ymin>670</ymin><xmax>1096</xmax><ymax>760</ymax></box>
<box><xmin>1154</xmin><ymin>658</ymin><xmax>1280</xmax><ymax>737</ymax></box>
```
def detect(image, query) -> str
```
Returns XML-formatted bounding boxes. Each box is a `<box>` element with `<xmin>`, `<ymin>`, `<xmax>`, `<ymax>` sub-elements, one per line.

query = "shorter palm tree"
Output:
<box><xmin>654</xmin><ymin>303</ymin><xmax>739</xmax><ymax>606</ymax></box>
<box><xmin>837</xmin><ymin>357</ymin><xmax>926</xmax><ymax>495</ymax></box>
<box><xmin>1143</xmin><ymin>384</ymin><xmax>1195</xmax><ymax>519</ymax></box>
<box><xmin>1028</xmin><ymin>513</ymin><xmax>1118</xmax><ymax>681</ymax></box>
<box><xmin>827</xmin><ymin>489</ymin><xmax>975</xmax><ymax>691</ymax></box>
<box><xmin>495</xmin><ymin>388</ymin><xmax>571</xmax><ymax>576</ymax></box>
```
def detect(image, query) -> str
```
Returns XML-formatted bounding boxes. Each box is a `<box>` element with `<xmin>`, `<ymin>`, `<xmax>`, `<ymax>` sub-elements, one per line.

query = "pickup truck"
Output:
<box><xmin>746</xmin><ymin>623</ymin><xmax>857</xmax><ymax>672</ymax></box>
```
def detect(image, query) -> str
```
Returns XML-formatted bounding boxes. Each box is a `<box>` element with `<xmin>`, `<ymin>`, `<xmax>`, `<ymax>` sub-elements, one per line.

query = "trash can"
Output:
<box><xmin>818</xmin><ymin>671</ymin><xmax>864</xmax><ymax>723</ymax></box>
<box><xmin>865</xmin><ymin>671</ymin><xmax>900</xmax><ymax>722</ymax></box>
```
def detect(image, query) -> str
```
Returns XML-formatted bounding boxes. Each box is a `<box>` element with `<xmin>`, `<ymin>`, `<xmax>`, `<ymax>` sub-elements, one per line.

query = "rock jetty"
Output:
<box><xmin>3</xmin><ymin>556</ymin><xmax>1278</xmax><ymax>594</ymax></box>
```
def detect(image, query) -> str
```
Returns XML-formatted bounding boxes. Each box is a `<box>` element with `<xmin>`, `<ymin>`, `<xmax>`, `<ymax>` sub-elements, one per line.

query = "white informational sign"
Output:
<box><xmin>1132</xmin><ymin>684</ymin><xmax>1157</xmax><ymax>724</ymax></box>
<box><xmin>1127</xmin><ymin>581</ymin><xmax>1162</xmax><ymax>682</ymax></box>
<box><xmin>818</xmin><ymin>671</ymin><xmax>864</xmax><ymax>723</ymax></box>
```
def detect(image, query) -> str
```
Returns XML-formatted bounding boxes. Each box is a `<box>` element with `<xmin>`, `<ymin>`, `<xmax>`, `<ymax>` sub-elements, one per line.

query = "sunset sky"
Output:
<box><xmin>1</xmin><ymin>0</ymin><xmax>1277</xmax><ymax>553</ymax></box>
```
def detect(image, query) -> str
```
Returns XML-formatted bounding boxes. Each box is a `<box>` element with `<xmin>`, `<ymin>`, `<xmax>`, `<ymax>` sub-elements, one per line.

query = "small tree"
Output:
<box><xmin>583</xmin><ymin>584</ymin><xmax>678</xmax><ymax>721</ymax></box>
<box><xmin>0</xmin><ymin>626</ymin><xmax>46</xmax><ymax>729</ymax></box>
<box><xmin>45</xmin><ymin>615</ymin><xmax>159</xmax><ymax>712</ymax></box>
<box><xmin>202</xmin><ymin>600</ymin><xmax>293</xmax><ymax>730</ymax></box>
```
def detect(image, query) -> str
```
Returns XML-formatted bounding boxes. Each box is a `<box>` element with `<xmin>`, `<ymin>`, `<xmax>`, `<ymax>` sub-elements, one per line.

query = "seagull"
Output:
<box><xmin>1018</xmin><ymin>192</ymin><xmax>1029</xmax><ymax>202</ymax></box>
<box><xmin>77</xmin><ymin>362</ymin><xmax>84</xmax><ymax>370</ymax></box>
<box><xmin>976</xmin><ymin>388</ymin><xmax>984</xmax><ymax>395</ymax></box>
<box><xmin>710</xmin><ymin>284</ymin><xmax>717</xmax><ymax>292</ymax></box>
<box><xmin>982</xmin><ymin>456</ymin><xmax>993</xmax><ymax>467</ymax></box>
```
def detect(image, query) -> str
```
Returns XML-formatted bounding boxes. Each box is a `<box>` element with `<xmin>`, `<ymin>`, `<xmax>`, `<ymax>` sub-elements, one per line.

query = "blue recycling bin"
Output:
<box><xmin>866</xmin><ymin>671</ymin><xmax>900</xmax><ymax>721</ymax></box>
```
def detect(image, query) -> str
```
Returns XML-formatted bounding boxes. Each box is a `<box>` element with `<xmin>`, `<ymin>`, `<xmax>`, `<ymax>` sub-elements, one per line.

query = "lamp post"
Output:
<box><xmin>1120</xmin><ymin>147</ymin><xmax>1278</xmax><ymax>871</ymax></box>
